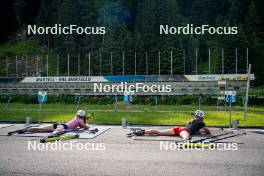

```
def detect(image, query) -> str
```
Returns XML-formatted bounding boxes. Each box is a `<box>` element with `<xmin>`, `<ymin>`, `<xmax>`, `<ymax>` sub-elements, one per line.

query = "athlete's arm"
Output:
<box><xmin>79</xmin><ymin>120</ymin><xmax>90</xmax><ymax>129</ymax></box>
<box><xmin>202</xmin><ymin>126</ymin><xmax>211</xmax><ymax>134</ymax></box>
<box><xmin>186</xmin><ymin>119</ymin><xmax>194</xmax><ymax>126</ymax></box>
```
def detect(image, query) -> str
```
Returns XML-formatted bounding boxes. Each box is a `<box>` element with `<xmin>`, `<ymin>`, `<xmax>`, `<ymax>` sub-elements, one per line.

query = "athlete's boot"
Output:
<box><xmin>17</xmin><ymin>128</ymin><xmax>28</xmax><ymax>134</ymax></box>
<box><xmin>133</xmin><ymin>129</ymin><xmax>145</xmax><ymax>136</ymax></box>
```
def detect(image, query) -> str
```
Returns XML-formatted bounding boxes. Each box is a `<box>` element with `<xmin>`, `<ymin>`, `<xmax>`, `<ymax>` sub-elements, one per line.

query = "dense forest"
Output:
<box><xmin>0</xmin><ymin>0</ymin><xmax>263</xmax><ymax>85</ymax></box>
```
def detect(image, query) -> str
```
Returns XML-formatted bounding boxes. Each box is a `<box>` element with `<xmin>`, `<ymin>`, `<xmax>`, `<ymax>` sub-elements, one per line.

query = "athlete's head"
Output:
<box><xmin>194</xmin><ymin>110</ymin><xmax>205</xmax><ymax>120</ymax></box>
<box><xmin>76</xmin><ymin>110</ymin><xmax>94</xmax><ymax>121</ymax></box>
<box><xmin>76</xmin><ymin>110</ymin><xmax>86</xmax><ymax>118</ymax></box>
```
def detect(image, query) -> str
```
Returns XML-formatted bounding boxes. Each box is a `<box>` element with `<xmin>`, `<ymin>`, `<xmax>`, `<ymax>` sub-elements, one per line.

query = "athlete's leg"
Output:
<box><xmin>144</xmin><ymin>129</ymin><xmax>175</xmax><ymax>136</ymax></box>
<box><xmin>179</xmin><ymin>130</ymin><xmax>191</xmax><ymax>141</ymax></box>
<box><xmin>27</xmin><ymin>124</ymin><xmax>54</xmax><ymax>133</ymax></box>
<box><xmin>143</xmin><ymin>130</ymin><xmax>159</xmax><ymax>135</ymax></box>
<box><xmin>52</xmin><ymin>125</ymin><xmax>65</xmax><ymax>135</ymax></box>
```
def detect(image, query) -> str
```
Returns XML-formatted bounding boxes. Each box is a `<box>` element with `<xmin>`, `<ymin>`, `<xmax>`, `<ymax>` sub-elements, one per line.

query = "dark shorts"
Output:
<box><xmin>172</xmin><ymin>127</ymin><xmax>191</xmax><ymax>136</ymax></box>
<box><xmin>53</xmin><ymin>123</ymin><xmax>68</xmax><ymax>129</ymax></box>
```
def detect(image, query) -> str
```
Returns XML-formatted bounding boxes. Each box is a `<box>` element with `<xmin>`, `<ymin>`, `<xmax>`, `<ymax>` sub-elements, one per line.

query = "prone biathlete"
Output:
<box><xmin>133</xmin><ymin>110</ymin><xmax>210</xmax><ymax>141</ymax></box>
<box><xmin>17</xmin><ymin>110</ymin><xmax>92</xmax><ymax>136</ymax></box>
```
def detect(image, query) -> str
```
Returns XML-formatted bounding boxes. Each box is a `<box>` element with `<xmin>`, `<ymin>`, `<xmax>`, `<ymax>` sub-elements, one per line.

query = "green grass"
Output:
<box><xmin>0</xmin><ymin>103</ymin><xmax>263</xmax><ymax>127</ymax></box>
<box><xmin>2</xmin><ymin>103</ymin><xmax>263</xmax><ymax>112</ymax></box>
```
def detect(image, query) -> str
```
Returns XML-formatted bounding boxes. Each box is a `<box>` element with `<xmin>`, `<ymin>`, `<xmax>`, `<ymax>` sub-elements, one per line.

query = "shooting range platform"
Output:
<box><xmin>0</xmin><ymin>124</ymin><xmax>110</xmax><ymax>139</ymax></box>
<box><xmin>0</xmin><ymin>124</ymin><xmax>263</xmax><ymax>176</ymax></box>
<box><xmin>0</xmin><ymin>124</ymin><xmax>13</xmax><ymax>129</ymax></box>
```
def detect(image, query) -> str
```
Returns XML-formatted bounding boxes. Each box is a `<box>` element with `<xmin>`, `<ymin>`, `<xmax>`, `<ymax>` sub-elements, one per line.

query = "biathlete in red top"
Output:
<box><xmin>133</xmin><ymin>110</ymin><xmax>210</xmax><ymax>141</ymax></box>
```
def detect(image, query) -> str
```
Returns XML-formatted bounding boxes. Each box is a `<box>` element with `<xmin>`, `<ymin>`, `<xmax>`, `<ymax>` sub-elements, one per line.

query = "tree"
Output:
<box><xmin>245</xmin><ymin>0</ymin><xmax>264</xmax><ymax>85</ymax></box>
<box><xmin>191</xmin><ymin>0</ymin><xmax>217</xmax><ymax>25</ymax></box>
<box><xmin>228</xmin><ymin>0</ymin><xmax>251</xmax><ymax>25</ymax></box>
<box><xmin>14</xmin><ymin>0</ymin><xmax>41</xmax><ymax>25</ymax></box>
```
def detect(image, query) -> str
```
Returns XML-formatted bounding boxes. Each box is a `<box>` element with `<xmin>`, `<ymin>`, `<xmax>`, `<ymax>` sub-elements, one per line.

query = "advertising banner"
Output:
<box><xmin>20</xmin><ymin>74</ymin><xmax>254</xmax><ymax>83</ymax></box>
